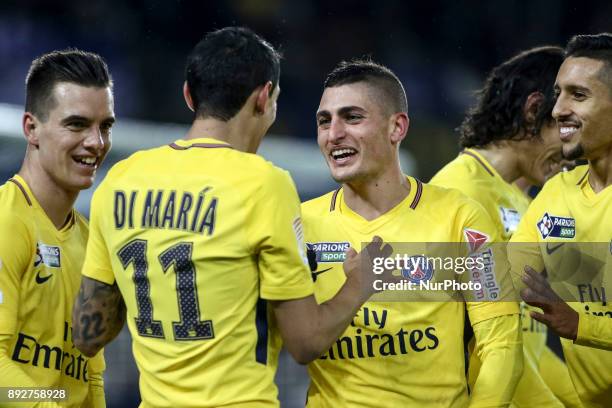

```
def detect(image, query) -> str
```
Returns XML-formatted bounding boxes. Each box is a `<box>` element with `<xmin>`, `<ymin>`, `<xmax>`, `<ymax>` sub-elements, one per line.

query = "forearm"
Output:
<box><xmin>468</xmin><ymin>314</ymin><xmax>523</xmax><ymax>408</ymax></box>
<box><xmin>575</xmin><ymin>312</ymin><xmax>612</xmax><ymax>350</ymax></box>
<box><xmin>0</xmin><ymin>335</ymin><xmax>38</xmax><ymax>387</ymax></box>
<box><xmin>72</xmin><ymin>276</ymin><xmax>126</xmax><ymax>357</ymax></box>
<box><xmin>273</xmin><ymin>277</ymin><xmax>366</xmax><ymax>364</ymax></box>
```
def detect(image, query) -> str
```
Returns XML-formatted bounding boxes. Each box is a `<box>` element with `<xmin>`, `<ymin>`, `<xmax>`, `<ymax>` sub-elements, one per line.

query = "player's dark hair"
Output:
<box><xmin>185</xmin><ymin>26</ymin><xmax>281</xmax><ymax>121</ymax></box>
<box><xmin>565</xmin><ymin>33</ymin><xmax>612</xmax><ymax>90</ymax></box>
<box><xmin>324</xmin><ymin>59</ymin><xmax>408</xmax><ymax>114</ymax></box>
<box><xmin>459</xmin><ymin>46</ymin><xmax>563</xmax><ymax>148</ymax></box>
<box><xmin>25</xmin><ymin>49</ymin><xmax>112</xmax><ymax>121</ymax></box>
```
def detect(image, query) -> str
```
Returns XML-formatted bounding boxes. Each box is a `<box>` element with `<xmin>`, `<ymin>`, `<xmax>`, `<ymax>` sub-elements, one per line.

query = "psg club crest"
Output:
<box><xmin>401</xmin><ymin>255</ymin><xmax>434</xmax><ymax>284</ymax></box>
<box><xmin>537</xmin><ymin>213</ymin><xmax>575</xmax><ymax>239</ymax></box>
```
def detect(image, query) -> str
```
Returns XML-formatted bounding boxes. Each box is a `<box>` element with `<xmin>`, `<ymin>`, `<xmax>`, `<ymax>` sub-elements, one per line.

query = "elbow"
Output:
<box><xmin>74</xmin><ymin>339</ymin><xmax>101</xmax><ymax>358</ymax></box>
<box><xmin>286</xmin><ymin>341</ymin><xmax>326</xmax><ymax>365</ymax></box>
<box><xmin>289</xmin><ymin>349</ymin><xmax>319</xmax><ymax>365</ymax></box>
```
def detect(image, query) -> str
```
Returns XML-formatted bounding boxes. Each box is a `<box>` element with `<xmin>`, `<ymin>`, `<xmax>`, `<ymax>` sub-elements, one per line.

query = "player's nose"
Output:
<box><xmin>328</xmin><ymin>117</ymin><xmax>346</xmax><ymax>143</ymax></box>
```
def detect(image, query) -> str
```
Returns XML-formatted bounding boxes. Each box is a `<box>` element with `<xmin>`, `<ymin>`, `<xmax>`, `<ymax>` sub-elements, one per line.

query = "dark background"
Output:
<box><xmin>1</xmin><ymin>0</ymin><xmax>610</xmax><ymax>180</ymax></box>
<box><xmin>0</xmin><ymin>1</ymin><xmax>609</xmax><ymax>406</ymax></box>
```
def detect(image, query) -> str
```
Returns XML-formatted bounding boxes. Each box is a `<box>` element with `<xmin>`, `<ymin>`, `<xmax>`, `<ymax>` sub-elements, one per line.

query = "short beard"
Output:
<box><xmin>563</xmin><ymin>143</ymin><xmax>585</xmax><ymax>161</ymax></box>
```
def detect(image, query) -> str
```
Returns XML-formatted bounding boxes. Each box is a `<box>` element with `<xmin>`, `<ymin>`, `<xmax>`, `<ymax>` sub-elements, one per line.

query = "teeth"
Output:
<box><xmin>560</xmin><ymin>126</ymin><xmax>578</xmax><ymax>135</ymax></box>
<box><xmin>77</xmin><ymin>157</ymin><xmax>97</xmax><ymax>165</ymax></box>
<box><xmin>331</xmin><ymin>148</ymin><xmax>356</xmax><ymax>158</ymax></box>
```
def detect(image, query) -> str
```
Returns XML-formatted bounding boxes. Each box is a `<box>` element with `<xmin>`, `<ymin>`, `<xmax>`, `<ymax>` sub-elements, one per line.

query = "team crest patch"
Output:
<box><xmin>464</xmin><ymin>229</ymin><xmax>489</xmax><ymax>254</ymax></box>
<box><xmin>401</xmin><ymin>255</ymin><xmax>434</xmax><ymax>283</ymax></box>
<box><xmin>537</xmin><ymin>213</ymin><xmax>575</xmax><ymax>239</ymax></box>
<box><xmin>34</xmin><ymin>243</ymin><xmax>61</xmax><ymax>268</ymax></box>
<box><xmin>306</xmin><ymin>242</ymin><xmax>350</xmax><ymax>263</ymax></box>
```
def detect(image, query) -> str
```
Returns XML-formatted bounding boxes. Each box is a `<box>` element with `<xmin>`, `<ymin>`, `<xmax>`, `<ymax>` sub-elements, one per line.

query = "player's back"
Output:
<box><xmin>90</xmin><ymin>137</ymin><xmax>311</xmax><ymax>407</ymax></box>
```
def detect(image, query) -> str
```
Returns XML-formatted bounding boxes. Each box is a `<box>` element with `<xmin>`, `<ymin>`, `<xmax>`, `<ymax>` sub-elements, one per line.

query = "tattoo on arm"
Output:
<box><xmin>72</xmin><ymin>276</ymin><xmax>126</xmax><ymax>355</ymax></box>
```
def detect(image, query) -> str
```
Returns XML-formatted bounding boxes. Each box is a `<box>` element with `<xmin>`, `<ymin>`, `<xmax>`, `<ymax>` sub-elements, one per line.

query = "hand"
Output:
<box><xmin>343</xmin><ymin>236</ymin><xmax>392</xmax><ymax>302</ymax></box>
<box><xmin>520</xmin><ymin>265</ymin><xmax>579</xmax><ymax>340</ymax></box>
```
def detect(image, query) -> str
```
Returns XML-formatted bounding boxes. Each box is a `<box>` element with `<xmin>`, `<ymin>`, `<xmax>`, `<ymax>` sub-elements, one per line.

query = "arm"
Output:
<box><xmin>272</xmin><ymin>238</ymin><xmax>390</xmax><ymax>364</ymax></box>
<box><xmin>468</xmin><ymin>314</ymin><xmax>523</xmax><ymax>408</ymax></box>
<box><xmin>0</xmin><ymin>335</ymin><xmax>61</xmax><ymax>407</ymax></box>
<box><xmin>72</xmin><ymin>276</ymin><xmax>126</xmax><ymax>357</ymax></box>
<box><xmin>521</xmin><ymin>266</ymin><xmax>612</xmax><ymax>350</ymax></box>
<box><xmin>83</xmin><ymin>370</ymin><xmax>106</xmax><ymax>408</ymax></box>
<box><xmin>0</xmin><ymin>335</ymin><xmax>38</xmax><ymax>387</ymax></box>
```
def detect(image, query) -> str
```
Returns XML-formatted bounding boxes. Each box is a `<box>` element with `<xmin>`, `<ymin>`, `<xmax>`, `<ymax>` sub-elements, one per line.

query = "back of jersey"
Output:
<box><xmin>82</xmin><ymin>137</ymin><xmax>313</xmax><ymax>408</ymax></box>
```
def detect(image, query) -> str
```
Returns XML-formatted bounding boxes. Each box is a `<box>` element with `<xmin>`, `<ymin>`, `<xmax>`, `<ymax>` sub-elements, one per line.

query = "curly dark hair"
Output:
<box><xmin>459</xmin><ymin>46</ymin><xmax>563</xmax><ymax>148</ymax></box>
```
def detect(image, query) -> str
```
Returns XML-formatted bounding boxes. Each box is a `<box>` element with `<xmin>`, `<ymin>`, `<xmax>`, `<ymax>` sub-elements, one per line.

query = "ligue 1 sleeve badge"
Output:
<box><xmin>463</xmin><ymin>229</ymin><xmax>489</xmax><ymax>254</ymax></box>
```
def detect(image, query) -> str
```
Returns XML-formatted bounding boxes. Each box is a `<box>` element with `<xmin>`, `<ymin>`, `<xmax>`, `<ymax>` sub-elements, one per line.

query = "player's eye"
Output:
<box><xmin>317</xmin><ymin>117</ymin><xmax>331</xmax><ymax>127</ymax></box>
<box><xmin>573</xmin><ymin>91</ymin><xmax>586</xmax><ymax>101</ymax></box>
<box><xmin>66</xmin><ymin>121</ymin><xmax>87</xmax><ymax>131</ymax></box>
<box><xmin>100</xmin><ymin>122</ymin><xmax>114</xmax><ymax>133</ymax></box>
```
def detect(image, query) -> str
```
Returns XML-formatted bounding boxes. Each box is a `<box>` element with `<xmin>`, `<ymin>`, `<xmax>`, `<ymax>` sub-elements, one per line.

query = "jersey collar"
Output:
<box><xmin>169</xmin><ymin>137</ymin><xmax>233</xmax><ymax>150</ymax></box>
<box><xmin>8</xmin><ymin>174</ymin><xmax>76</xmax><ymax>235</ymax></box>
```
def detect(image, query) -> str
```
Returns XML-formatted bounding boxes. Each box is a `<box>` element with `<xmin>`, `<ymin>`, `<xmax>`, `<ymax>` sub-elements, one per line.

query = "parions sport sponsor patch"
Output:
<box><xmin>537</xmin><ymin>212</ymin><xmax>575</xmax><ymax>239</ymax></box>
<box><xmin>306</xmin><ymin>242</ymin><xmax>350</xmax><ymax>263</ymax></box>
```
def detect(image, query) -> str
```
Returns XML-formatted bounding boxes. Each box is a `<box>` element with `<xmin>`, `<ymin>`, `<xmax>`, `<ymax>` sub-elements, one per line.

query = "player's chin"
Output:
<box><xmin>330</xmin><ymin>167</ymin><xmax>358</xmax><ymax>184</ymax></box>
<box><xmin>70</xmin><ymin>175</ymin><xmax>96</xmax><ymax>191</ymax></box>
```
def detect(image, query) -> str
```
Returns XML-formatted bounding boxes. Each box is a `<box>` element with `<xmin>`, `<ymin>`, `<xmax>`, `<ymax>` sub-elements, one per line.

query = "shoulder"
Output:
<box><xmin>0</xmin><ymin>179</ymin><xmax>34</xmax><ymax>234</ymax></box>
<box><xmin>420</xmin><ymin>182</ymin><xmax>481</xmax><ymax>212</ymax></box>
<box><xmin>301</xmin><ymin>189</ymin><xmax>340</xmax><ymax>217</ymax></box>
<box><xmin>543</xmin><ymin>165</ymin><xmax>588</xmax><ymax>192</ymax></box>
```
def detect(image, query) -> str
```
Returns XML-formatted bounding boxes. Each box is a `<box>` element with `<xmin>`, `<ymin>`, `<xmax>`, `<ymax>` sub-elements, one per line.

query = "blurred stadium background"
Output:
<box><xmin>0</xmin><ymin>1</ymin><xmax>610</xmax><ymax>406</ymax></box>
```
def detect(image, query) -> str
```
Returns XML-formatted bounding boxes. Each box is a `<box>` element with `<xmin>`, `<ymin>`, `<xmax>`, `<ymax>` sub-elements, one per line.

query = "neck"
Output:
<box><xmin>18</xmin><ymin>162</ymin><xmax>77</xmax><ymax>229</ymax></box>
<box><xmin>342</xmin><ymin>164</ymin><xmax>409</xmax><ymax>221</ymax></box>
<box><xmin>587</xmin><ymin>146</ymin><xmax>612</xmax><ymax>192</ymax></box>
<box><xmin>185</xmin><ymin>114</ymin><xmax>259</xmax><ymax>153</ymax></box>
<box><xmin>472</xmin><ymin>143</ymin><xmax>521</xmax><ymax>183</ymax></box>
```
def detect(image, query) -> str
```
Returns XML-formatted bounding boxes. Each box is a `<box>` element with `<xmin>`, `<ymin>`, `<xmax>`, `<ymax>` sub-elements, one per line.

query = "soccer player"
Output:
<box><xmin>430</xmin><ymin>46</ymin><xmax>580</xmax><ymax>407</ymax></box>
<box><xmin>0</xmin><ymin>50</ymin><xmax>113</xmax><ymax>407</ymax></box>
<box><xmin>301</xmin><ymin>59</ymin><xmax>522</xmax><ymax>407</ymax></box>
<box><xmin>71</xmin><ymin>27</ymin><xmax>388</xmax><ymax>408</ymax></box>
<box><xmin>511</xmin><ymin>33</ymin><xmax>612</xmax><ymax>407</ymax></box>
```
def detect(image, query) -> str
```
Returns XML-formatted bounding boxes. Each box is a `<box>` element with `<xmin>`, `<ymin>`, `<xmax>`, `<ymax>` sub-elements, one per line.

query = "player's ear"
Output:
<box><xmin>183</xmin><ymin>81</ymin><xmax>195</xmax><ymax>112</ymax></box>
<box><xmin>389</xmin><ymin>112</ymin><xmax>409</xmax><ymax>144</ymax></box>
<box><xmin>254</xmin><ymin>81</ymin><xmax>273</xmax><ymax>115</ymax></box>
<box><xmin>22</xmin><ymin>112</ymin><xmax>39</xmax><ymax>148</ymax></box>
<box><xmin>523</xmin><ymin>91</ymin><xmax>544</xmax><ymax>125</ymax></box>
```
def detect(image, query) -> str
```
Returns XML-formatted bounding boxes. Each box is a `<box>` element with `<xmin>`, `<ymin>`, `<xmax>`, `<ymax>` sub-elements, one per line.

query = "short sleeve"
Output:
<box><xmin>246</xmin><ymin>166</ymin><xmax>313</xmax><ymax>300</ymax></box>
<box><xmin>81</xmin><ymin>183</ymin><xmax>115</xmax><ymax>285</ymax></box>
<box><xmin>456</xmin><ymin>199</ymin><xmax>520</xmax><ymax>324</ymax></box>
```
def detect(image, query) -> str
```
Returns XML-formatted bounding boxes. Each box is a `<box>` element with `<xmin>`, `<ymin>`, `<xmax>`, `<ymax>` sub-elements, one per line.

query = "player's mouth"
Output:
<box><xmin>558</xmin><ymin>122</ymin><xmax>580</xmax><ymax>142</ymax></box>
<box><xmin>73</xmin><ymin>155</ymin><xmax>99</xmax><ymax>169</ymax></box>
<box><xmin>330</xmin><ymin>147</ymin><xmax>358</xmax><ymax>165</ymax></box>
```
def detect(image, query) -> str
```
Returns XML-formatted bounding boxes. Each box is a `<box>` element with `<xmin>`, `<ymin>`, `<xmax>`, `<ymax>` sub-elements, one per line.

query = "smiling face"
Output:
<box><xmin>520</xmin><ymin>120</ymin><xmax>571</xmax><ymax>185</ymax></box>
<box><xmin>26</xmin><ymin>82</ymin><xmax>115</xmax><ymax>193</ymax></box>
<box><xmin>316</xmin><ymin>82</ymin><xmax>405</xmax><ymax>184</ymax></box>
<box><xmin>552</xmin><ymin>57</ymin><xmax>612</xmax><ymax>161</ymax></box>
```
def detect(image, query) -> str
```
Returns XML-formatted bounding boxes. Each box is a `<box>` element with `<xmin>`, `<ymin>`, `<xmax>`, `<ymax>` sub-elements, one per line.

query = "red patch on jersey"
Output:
<box><xmin>464</xmin><ymin>229</ymin><xmax>489</xmax><ymax>253</ymax></box>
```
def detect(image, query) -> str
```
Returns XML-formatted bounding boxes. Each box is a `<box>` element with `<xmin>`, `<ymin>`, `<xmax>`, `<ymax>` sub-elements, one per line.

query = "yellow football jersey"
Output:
<box><xmin>82</xmin><ymin>137</ymin><xmax>314</xmax><ymax>408</ymax></box>
<box><xmin>430</xmin><ymin>149</ymin><xmax>530</xmax><ymax>240</ymax></box>
<box><xmin>0</xmin><ymin>175</ymin><xmax>105</xmax><ymax>407</ymax></box>
<box><xmin>510</xmin><ymin>165</ymin><xmax>612</xmax><ymax>407</ymax></box>
<box><xmin>431</xmin><ymin>148</ymin><xmax>568</xmax><ymax>407</ymax></box>
<box><xmin>301</xmin><ymin>177</ymin><xmax>519</xmax><ymax>407</ymax></box>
